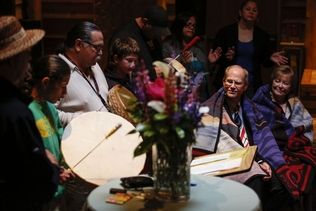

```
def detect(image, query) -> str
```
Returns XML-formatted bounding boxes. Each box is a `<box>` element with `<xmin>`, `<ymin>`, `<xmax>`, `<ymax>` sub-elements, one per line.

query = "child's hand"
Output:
<box><xmin>59</xmin><ymin>167</ymin><xmax>75</xmax><ymax>183</ymax></box>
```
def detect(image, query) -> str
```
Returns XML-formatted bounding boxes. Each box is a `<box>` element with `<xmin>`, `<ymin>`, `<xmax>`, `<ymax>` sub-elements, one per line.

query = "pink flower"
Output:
<box><xmin>146</xmin><ymin>78</ymin><xmax>165</xmax><ymax>101</ymax></box>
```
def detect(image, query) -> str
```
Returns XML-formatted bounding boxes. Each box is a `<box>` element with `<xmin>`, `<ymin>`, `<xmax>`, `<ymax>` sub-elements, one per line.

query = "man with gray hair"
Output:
<box><xmin>194</xmin><ymin>65</ymin><xmax>300</xmax><ymax>210</ymax></box>
<box><xmin>56</xmin><ymin>21</ymin><xmax>110</xmax><ymax>126</ymax></box>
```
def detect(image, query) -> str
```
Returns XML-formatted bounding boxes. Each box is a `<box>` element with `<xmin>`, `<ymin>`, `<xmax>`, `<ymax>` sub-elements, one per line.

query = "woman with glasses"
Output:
<box><xmin>56</xmin><ymin>21</ymin><xmax>110</xmax><ymax>126</ymax></box>
<box><xmin>253</xmin><ymin>65</ymin><xmax>315</xmax><ymax>211</ymax></box>
<box><xmin>162</xmin><ymin>11</ymin><xmax>213</xmax><ymax>102</ymax></box>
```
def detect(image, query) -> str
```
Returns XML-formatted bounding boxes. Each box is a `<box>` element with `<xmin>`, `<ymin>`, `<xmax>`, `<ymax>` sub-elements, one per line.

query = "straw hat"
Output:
<box><xmin>0</xmin><ymin>16</ymin><xmax>45</xmax><ymax>61</ymax></box>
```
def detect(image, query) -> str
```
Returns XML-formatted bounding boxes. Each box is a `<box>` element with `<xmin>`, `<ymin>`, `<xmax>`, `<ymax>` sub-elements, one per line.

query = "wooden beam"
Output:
<box><xmin>305</xmin><ymin>0</ymin><xmax>316</xmax><ymax>69</ymax></box>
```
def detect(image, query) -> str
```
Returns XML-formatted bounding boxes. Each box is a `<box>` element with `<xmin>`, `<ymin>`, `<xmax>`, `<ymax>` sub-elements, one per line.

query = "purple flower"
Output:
<box><xmin>128</xmin><ymin>63</ymin><xmax>203</xmax><ymax>156</ymax></box>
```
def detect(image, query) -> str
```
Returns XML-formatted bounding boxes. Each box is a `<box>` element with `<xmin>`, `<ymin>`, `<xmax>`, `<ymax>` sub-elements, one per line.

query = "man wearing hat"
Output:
<box><xmin>110</xmin><ymin>5</ymin><xmax>170</xmax><ymax>80</ymax></box>
<box><xmin>0</xmin><ymin>16</ymin><xmax>59</xmax><ymax>210</ymax></box>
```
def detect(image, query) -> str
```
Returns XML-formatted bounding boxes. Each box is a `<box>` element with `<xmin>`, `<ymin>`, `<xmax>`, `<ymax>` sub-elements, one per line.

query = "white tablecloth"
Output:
<box><xmin>86</xmin><ymin>174</ymin><xmax>261</xmax><ymax>211</ymax></box>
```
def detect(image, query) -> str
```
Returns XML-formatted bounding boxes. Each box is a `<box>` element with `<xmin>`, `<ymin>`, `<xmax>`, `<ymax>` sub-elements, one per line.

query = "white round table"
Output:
<box><xmin>85</xmin><ymin>175</ymin><xmax>261</xmax><ymax>211</ymax></box>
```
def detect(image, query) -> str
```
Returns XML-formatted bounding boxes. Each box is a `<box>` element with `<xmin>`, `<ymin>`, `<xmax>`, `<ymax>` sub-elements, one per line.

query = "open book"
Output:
<box><xmin>191</xmin><ymin>146</ymin><xmax>257</xmax><ymax>176</ymax></box>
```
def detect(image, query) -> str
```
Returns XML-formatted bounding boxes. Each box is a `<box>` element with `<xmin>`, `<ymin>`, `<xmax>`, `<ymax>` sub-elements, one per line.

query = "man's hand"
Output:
<box><xmin>259</xmin><ymin>161</ymin><xmax>272</xmax><ymax>181</ymax></box>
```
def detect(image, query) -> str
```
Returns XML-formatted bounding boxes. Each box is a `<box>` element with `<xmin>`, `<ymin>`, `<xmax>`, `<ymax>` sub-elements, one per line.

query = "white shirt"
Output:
<box><xmin>56</xmin><ymin>54</ymin><xmax>109</xmax><ymax>126</ymax></box>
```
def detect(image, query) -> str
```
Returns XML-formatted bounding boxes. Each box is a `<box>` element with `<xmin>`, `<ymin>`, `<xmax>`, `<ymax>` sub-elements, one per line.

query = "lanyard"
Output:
<box><xmin>76</xmin><ymin>67</ymin><xmax>111</xmax><ymax>111</ymax></box>
<box><xmin>63</xmin><ymin>54</ymin><xmax>111</xmax><ymax>111</ymax></box>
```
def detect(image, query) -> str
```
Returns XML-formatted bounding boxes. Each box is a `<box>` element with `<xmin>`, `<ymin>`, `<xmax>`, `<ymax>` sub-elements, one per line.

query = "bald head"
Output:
<box><xmin>223</xmin><ymin>65</ymin><xmax>249</xmax><ymax>102</ymax></box>
<box><xmin>223</xmin><ymin>65</ymin><xmax>248</xmax><ymax>85</ymax></box>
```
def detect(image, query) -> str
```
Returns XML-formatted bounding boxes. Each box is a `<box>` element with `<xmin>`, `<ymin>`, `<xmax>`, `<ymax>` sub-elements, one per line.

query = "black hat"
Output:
<box><xmin>143</xmin><ymin>6</ymin><xmax>170</xmax><ymax>39</ymax></box>
<box><xmin>144</xmin><ymin>5</ymin><xmax>168</xmax><ymax>27</ymax></box>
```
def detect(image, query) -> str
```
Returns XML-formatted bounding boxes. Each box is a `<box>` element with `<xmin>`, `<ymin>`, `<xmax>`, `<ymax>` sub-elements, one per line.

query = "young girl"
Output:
<box><xmin>29</xmin><ymin>55</ymin><xmax>73</xmax><ymax>210</ymax></box>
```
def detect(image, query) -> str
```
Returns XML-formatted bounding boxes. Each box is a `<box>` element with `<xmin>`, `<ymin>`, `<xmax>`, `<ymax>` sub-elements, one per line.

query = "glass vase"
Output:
<box><xmin>152</xmin><ymin>143</ymin><xmax>192</xmax><ymax>202</ymax></box>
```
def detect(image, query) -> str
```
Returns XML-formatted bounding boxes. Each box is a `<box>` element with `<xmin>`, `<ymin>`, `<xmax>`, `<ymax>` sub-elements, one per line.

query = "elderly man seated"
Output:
<box><xmin>193</xmin><ymin>65</ymin><xmax>303</xmax><ymax>211</ymax></box>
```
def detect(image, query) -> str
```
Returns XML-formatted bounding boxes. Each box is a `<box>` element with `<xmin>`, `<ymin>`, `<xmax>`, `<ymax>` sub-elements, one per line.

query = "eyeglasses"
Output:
<box><xmin>184</xmin><ymin>22</ymin><xmax>196</xmax><ymax>28</ymax></box>
<box><xmin>224</xmin><ymin>79</ymin><xmax>244</xmax><ymax>87</ymax></box>
<box><xmin>82</xmin><ymin>40</ymin><xmax>103</xmax><ymax>53</ymax></box>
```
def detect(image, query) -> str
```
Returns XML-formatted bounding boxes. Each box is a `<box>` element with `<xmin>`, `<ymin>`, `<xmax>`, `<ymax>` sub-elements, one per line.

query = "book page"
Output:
<box><xmin>190</xmin><ymin>146</ymin><xmax>257</xmax><ymax>176</ymax></box>
<box><xmin>191</xmin><ymin>158</ymin><xmax>242</xmax><ymax>175</ymax></box>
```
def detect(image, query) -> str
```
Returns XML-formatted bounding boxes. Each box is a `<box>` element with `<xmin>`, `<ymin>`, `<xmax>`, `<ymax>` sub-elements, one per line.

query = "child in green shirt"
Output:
<box><xmin>29</xmin><ymin>55</ymin><xmax>74</xmax><ymax>210</ymax></box>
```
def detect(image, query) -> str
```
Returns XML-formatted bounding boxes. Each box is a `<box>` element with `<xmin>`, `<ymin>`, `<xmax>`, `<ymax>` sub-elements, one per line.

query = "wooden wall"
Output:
<box><xmin>41</xmin><ymin>0</ymin><xmax>95</xmax><ymax>58</ymax></box>
<box><xmin>305</xmin><ymin>0</ymin><xmax>316</xmax><ymax>69</ymax></box>
<box><xmin>39</xmin><ymin>0</ymin><xmax>156</xmax><ymax>68</ymax></box>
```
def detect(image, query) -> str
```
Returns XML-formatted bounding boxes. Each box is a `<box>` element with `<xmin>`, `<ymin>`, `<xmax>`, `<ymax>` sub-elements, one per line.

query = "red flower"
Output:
<box><xmin>146</xmin><ymin>78</ymin><xmax>165</xmax><ymax>101</ymax></box>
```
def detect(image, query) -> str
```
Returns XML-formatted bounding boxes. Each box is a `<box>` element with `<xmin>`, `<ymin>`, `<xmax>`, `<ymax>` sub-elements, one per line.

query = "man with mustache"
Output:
<box><xmin>56</xmin><ymin>21</ymin><xmax>110</xmax><ymax>126</ymax></box>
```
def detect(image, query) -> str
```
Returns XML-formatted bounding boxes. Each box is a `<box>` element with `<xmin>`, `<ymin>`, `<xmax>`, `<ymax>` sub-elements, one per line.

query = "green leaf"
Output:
<box><xmin>134</xmin><ymin>141</ymin><xmax>153</xmax><ymax>157</ymax></box>
<box><xmin>175</xmin><ymin>127</ymin><xmax>185</xmax><ymax>139</ymax></box>
<box><xmin>153</xmin><ymin>113</ymin><xmax>168</xmax><ymax>121</ymax></box>
<box><xmin>127</xmin><ymin>129</ymin><xmax>136</xmax><ymax>134</ymax></box>
<box><xmin>143</xmin><ymin>130</ymin><xmax>155</xmax><ymax>138</ymax></box>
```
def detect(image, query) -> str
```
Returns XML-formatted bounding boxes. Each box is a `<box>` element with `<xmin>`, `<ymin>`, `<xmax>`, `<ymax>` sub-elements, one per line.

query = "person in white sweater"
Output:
<box><xmin>56</xmin><ymin>21</ymin><xmax>109</xmax><ymax>126</ymax></box>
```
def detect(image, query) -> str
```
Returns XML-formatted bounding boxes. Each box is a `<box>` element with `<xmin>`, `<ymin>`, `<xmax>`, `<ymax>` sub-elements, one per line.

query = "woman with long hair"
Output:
<box><xmin>209</xmin><ymin>0</ymin><xmax>288</xmax><ymax>97</ymax></box>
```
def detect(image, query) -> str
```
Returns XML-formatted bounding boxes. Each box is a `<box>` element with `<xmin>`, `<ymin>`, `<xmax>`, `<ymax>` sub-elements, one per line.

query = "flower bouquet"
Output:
<box><xmin>128</xmin><ymin>64</ymin><xmax>203</xmax><ymax>201</ymax></box>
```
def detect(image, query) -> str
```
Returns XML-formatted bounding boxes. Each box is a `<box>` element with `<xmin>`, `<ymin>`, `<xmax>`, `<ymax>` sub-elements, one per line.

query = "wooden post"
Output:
<box><xmin>32</xmin><ymin>0</ymin><xmax>42</xmax><ymax>20</ymax></box>
<box><xmin>305</xmin><ymin>0</ymin><xmax>316</xmax><ymax>69</ymax></box>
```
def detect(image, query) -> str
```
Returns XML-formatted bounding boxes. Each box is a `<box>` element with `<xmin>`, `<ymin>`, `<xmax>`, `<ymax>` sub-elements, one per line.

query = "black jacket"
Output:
<box><xmin>0</xmin><ymin>78</ymin><xmax>58</xmax><ymax>210</ymax></box>
<box><xmin>212</xmin><ymin>22</ymin><xmax>274</xmax><ymax>91</ymax></box>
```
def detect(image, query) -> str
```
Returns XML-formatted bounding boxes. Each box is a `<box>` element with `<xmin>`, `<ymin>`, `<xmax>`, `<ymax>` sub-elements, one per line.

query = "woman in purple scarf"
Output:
<box><xmin>253</xmin><ymin>65</ymin><xmax>316</xmax><ymax>211</ymax></box>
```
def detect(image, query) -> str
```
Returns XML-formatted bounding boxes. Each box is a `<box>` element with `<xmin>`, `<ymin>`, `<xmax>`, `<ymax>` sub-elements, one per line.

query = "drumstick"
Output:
<box><xmin>71</xmin><ymin>123</ymin><xmax>122</xmax><ymax>169</ymax></box>
<box><xmin>105</xmin><ymin>123</ymin><xmax>122</xmax><ymax>139</ymax></box>
<box><xmin>182</xmin><ymin>36</ymin><xmax>201</xmax><ymax>52</ymax></box>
